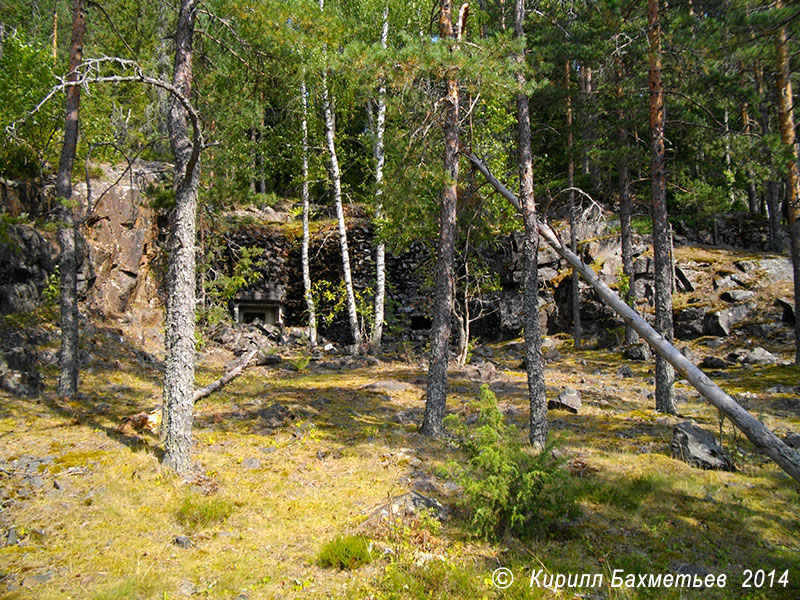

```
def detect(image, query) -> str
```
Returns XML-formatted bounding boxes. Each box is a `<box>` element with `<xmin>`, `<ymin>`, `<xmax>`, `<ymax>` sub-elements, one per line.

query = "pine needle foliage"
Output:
<box><xmin>444</xmin><ymin>385</ymin><xmax>579</xmax><ymax>541</ymax></box>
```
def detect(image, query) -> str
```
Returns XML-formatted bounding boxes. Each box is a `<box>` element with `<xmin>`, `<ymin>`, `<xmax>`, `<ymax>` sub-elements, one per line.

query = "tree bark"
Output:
<box><xmin>162</xmin><ymin>0</ymin><xmax>201</xmax><ymax>476</ymax></box>
<box><xmin>55</xmin><ymin>0</ymin><xmax>85</xmax><ymax>399</ymax></box>
<box><xmin>468</xmin><ymin>153</ymin><xmax>800</xmax><ymax>484</ymax></box>
<box><xmin>616</xmin><ymin>57</ymin><xmax>638</xmax><ymax>346</ymax></box>
<box><xmin>741</xmin><ymin>102</ymin><xmax>759</xmax><ymax>215</ymax></box>
<box><xmin>318</xmin><ymin>0</ymin><xmax>360</xmax><ymax>351</ymax></box>
<box><xmin>321</xmin><ymin>77</ymin><xmax>361</xmax><ymax>350</ymax></box>
<box><xmin>422</xmin><ymin>0</ymin><xmax>463</xmax><ymax>437</ymax></box>
<box><xmin>565</xmin><ymin>60</ymin><xmax>581</xmax><ymax>349</ymax></box>
<box><xmin>648</xmin><ymin>0</ymin><xmax>676</xmax><ymax>414</ymax></box>
<box><xmin>515</xmin><ymin>0</ymin><xmax>547</xmax><ymax>450</ymax></box>
<box><xmin>755</xmin><ymin>59</ymin><xmax>783</xmax><ymax>251</ymax></box>
<box><xmin>775</xmin><ymin>6</ymin><xmax>800</xmax><ymax>365</ymax></box>
<box><xmin>371</xmin><ymin>4</ymin><xmax>389</xmax><ymax>348</ymax></box>
<box><xmin>300</xmin><ymin>76</ymin><xmax>317</xmax><ymax>347</ymax></box>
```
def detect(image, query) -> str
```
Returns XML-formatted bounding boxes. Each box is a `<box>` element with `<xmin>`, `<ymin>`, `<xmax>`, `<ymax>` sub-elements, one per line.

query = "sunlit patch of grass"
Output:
<box><xmin>317</xmin><ymin>534</ymin><xmax>373</xmax><ymax>570</ymax></box>
<box><xmin>176</xmin><ymin>495</ymin><xmax>236</xmax><ymax>530</ymax></box>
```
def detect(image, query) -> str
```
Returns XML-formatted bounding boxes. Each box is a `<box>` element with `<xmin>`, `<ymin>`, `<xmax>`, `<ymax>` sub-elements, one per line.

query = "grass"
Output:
<box><xmin>2</xmin><ymin>300</ymin><xmax>800</xmax><ymax>598</ymax></box>
<box><xmin>176</xmin><ymin>495</ymin><xmax>236</xmax><ymax>530</ymax></box>
<box><xmin>316</xmin><ymin>535</ymin><xmax>373</xmax><ymax>570</ymax></box>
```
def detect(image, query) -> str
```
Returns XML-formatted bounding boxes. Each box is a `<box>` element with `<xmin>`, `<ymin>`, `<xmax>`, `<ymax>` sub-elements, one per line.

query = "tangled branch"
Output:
<box><xmin>5</xmin><ymin>56</ymin><xmax>204</xmax><ymax>183</ymax></box>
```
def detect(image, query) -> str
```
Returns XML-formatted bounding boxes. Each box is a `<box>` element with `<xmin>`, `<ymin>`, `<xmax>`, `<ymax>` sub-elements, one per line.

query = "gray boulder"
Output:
<box><xmin>548</xmin><ymin>388</ymin><xmax>581</xmax><ymax>414</ymax></box>
<box><xmin>784</xmin><ymin>432</ymin><xmax>800</xmax><ymax>450</ymax></box>
<box><xmin>702</xmin><ymin>305</ymin><xmax>751</xmax><ymax>337</ymax></box>
<box><xmin>623</xmin><ymin>343</ymin><xmax>650</xmax><ymax>361</ymax></box>
<box><xmin>674</xmin><ymin>306</ymin><xmax>708</xmax><ymax>340</ymax></box>
<box><xmin>670</xmin><ymin>421</ymin><xmax>734</xmax><ymax>471</ymax></box>
<box><xmin>699</xmin><ymin>356</ymin><xmax>727</xmax><ymax>369</ymax></box>
<box><xmin>743</xmin><ymin>347</ymin><xmax>778</xmax><ymax>365</ymax></box>
<box><xmin>720</xmin><ymin>289</ymin><xmax>755</xmax><ymax>303</ymax></box>
<box><xmin>774</xmin><ymin>298</ymin><xmax>796</xmax><ymax>326</ymax></box>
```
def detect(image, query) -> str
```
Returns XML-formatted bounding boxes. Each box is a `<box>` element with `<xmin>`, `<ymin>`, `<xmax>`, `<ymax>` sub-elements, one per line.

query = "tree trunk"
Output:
<box><xmin>515</xmin><ymin>0</ymin><xmax>547</xmax><ymax>450</ymax></box>
<box><xmin>423</xmin><ymin>0</ymin><xmax>463</xmax><ymax>437</ymax></box>
<box><xmin>741</xmin><ymin>102</ymin><xmax>759</xmax><ymax>215</ymax></box>
<box><xmin>647</xmin><ymin>0</ymin><xmax>676</xmax><ymax>414</ymax></box>
<box><xmin>51</xmin><ymin>0</ymin><xmax>58</xmax><ymax>63</ymax></box>
<box><xmin>755</xmin><ymin>59</ymin><xmax>783</xmax><ymax>251</ymax></box>
<box><xmin>616</xmin><ymin>57</ymin><xmax>638</xmax><ymax>346</ymax></box>
<box><xmin>321</xmin><ymin>76</ymin><xmax>361</xmax><ymax>350</ymax></box>
<box><xmin>468</xmin><ymin>153</ymin><xmax>800</xmax><ymax>484</ymax></box>
<box><xmin>55</xmin><ymin>0</ymin><xmax>85</xmax><ymax>399</ymax></box>
<box><xmin>371</xmin><ymin>4</ymin><xmax>389</xmax><ymax>348</ymax></box>
<box><xmin>162</xmin><ymin>0</ymin><xmax>200</xmax><ymax>476</ymax></box>
<box><xmin>300</xmin><ymin>76</ymin><xmax>317</xmax><ymax>347</ymax></box>
<box><xmin>775</xmin><ymin>6</ymin><xmax>800</xmax><ymax>365</ymax></box>
<box><xmin>724</xmin><ymin>108</ymin><xmax>735</xmax><ymax>208</ymax></box>
<box><xmin>565</xmin><ymin>60</ymin><xmax>581</xmax><ymax>349</ymax></box>
<box><xmin>317</xmin><ymin>0</ymin><xmax>359</xmax><ymax>350</ymax></box>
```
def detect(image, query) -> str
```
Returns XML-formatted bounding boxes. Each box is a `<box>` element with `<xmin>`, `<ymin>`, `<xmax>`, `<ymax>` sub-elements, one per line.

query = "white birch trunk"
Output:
<box><xmin>300</xmin><ymin>76</ymin><xmax>317</xmax><ymax>347</ymax></box>
<box><xmin>371</xmin><ymin>5</ymin><xmax>389</xmax><ymax>348</ymax></box>
<box><xmin>319</xmin><ymin>0</ymin><xmax>361</xmax><ymax>350</ymax></box>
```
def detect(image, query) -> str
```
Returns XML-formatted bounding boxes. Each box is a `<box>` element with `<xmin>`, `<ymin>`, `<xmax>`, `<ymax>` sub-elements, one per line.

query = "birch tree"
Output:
<box><xmin>300</xmin><ymin>75</ymin><xmax>317</xmax><ymax>347</ymax></box>
<box><xmin>318</xmin><ymin>0</ymin><xmax>362</xmax><ymax>351</ymax></box>
<box><xmin>370</xmin><ymin>4</ymin><xmax>389</xmax><ymax>348</ymax></box>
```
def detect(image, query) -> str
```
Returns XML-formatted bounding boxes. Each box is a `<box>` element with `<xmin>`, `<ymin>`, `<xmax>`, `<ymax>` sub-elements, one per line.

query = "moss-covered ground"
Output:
<box><xmin>1</xmin><ymin>321</ymin><xmax>799</xmax><ymax>599</ymax></box>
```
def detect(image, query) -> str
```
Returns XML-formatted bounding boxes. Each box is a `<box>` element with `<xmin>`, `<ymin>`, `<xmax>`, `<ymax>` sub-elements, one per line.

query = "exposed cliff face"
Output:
<box><xmin>0</xmin><ymin>225</ymin><xmax>55</xmax><ymax>314</ymax></box>
<box><xmin>1</xmin><ymin>166</ymin><xmax>790</xmax><ymax>352</ymax></box>
<box><xmin>73</xmin><ymin>162</ymin><xmax>168</xmax><ymax>333</ymax></box>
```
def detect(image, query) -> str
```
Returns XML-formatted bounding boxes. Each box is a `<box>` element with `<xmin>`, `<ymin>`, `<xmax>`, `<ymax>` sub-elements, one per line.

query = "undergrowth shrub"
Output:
<box><xmin>316</xmin><ymin>534</ymin><xmax>373</xmax><ymax>570</ymax></box>
<box><xmin>444</xmin><ymin>385</ymin><xmax>579</xmax><ymax>540</ymax></box>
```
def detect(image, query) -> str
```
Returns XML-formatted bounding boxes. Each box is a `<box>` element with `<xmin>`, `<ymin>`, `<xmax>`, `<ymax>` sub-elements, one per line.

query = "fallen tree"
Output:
<box><xmin>118</xmin><ymin>347</ymin><xmax>260</xmax><ymax>435</ymax></box>
<box><xmin>193</xmin><ymin>347</ymin><xmax>259</xmax><ymax>403</ymax></box>
<box><xmin>468</xmin><ymin>152</ymin><xmax>800</xmax><ymax>484</ymax></box>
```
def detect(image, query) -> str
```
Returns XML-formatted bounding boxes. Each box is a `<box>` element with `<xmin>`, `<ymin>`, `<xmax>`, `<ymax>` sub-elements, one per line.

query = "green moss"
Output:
<box><xmin>50</xmin><ymin>449</ymin><xmax>109</xmax><ymax>473</ymax></box>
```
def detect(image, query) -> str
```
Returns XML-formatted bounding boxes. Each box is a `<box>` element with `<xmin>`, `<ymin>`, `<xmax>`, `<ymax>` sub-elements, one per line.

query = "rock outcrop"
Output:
<box><xmin>0</xmin><ymin>225</ymin><xmax>55</xmax><ymax>314</ymax></box>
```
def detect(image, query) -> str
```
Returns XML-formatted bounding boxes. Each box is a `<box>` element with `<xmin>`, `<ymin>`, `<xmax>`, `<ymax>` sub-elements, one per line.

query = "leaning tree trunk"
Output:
<box><xmin>468</xmin><ymin>153</ymin><xmax>800</xmax><ymax>484</ymax></box>
<box><xmin>56</xmin><ymin>0</ymin><xmax>85</xmax><ymax>399</ymax></box>
<box><xmin>371</xmin><ymin>4</ymin><xmax>389</xmax><ymax>348</ymax></box>
<box><xmin>162</xmin><ymin>0</ymin><xmax>201</xmax><ymax>475</ymax></box>
<box><xmin>648</xmin><ymin>0</ymin><xmax>676</xmax><ymax>414</ymax></box>
<box><xmin>775</xmin><ymin>7</ymin><xmax>800</xmax><ymax>365</ymax></box>
<box><xmin>300</xmin><ymin>76</ymin><xmax>317</xmax><ymax>347</ymax></box>
<box><xmin>423</xmin><ymin>0</ymin><xmax>465</xmax><ymax>437</ymax></box>
<box><xmin>514</xmin><ymin>0</ymin><xmax>547</xmax><ymax>450</ymax></box>
<box><xmin>615</xmin><ymin>57</ymin><xmax>638</xmax><ymax>346</ymax></box>
<box><xmin>565</xmin><ymin>60</ymin><xmax>581</xmax><ymax>349</ymax></box>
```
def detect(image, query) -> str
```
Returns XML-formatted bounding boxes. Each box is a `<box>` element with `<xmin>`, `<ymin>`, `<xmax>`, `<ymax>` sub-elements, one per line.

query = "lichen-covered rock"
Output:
<box><xmin>702</xmin><ymin>304</ymin><xmax>752</xmax><ymax>337</ymax></box>
<box><xmin>548</xmin><ymin>388</ymin><xmax>581</xmax><ymax>413</ymax></box>
<box><xmin>0</xmin><ymin>224</ymin><xmax>55</xmax><ymax>314</ymax></box>
<box><xmin>670</xmin><ymin>421</ymin><xmax>734</xmax><ymax>471</ymax></box>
